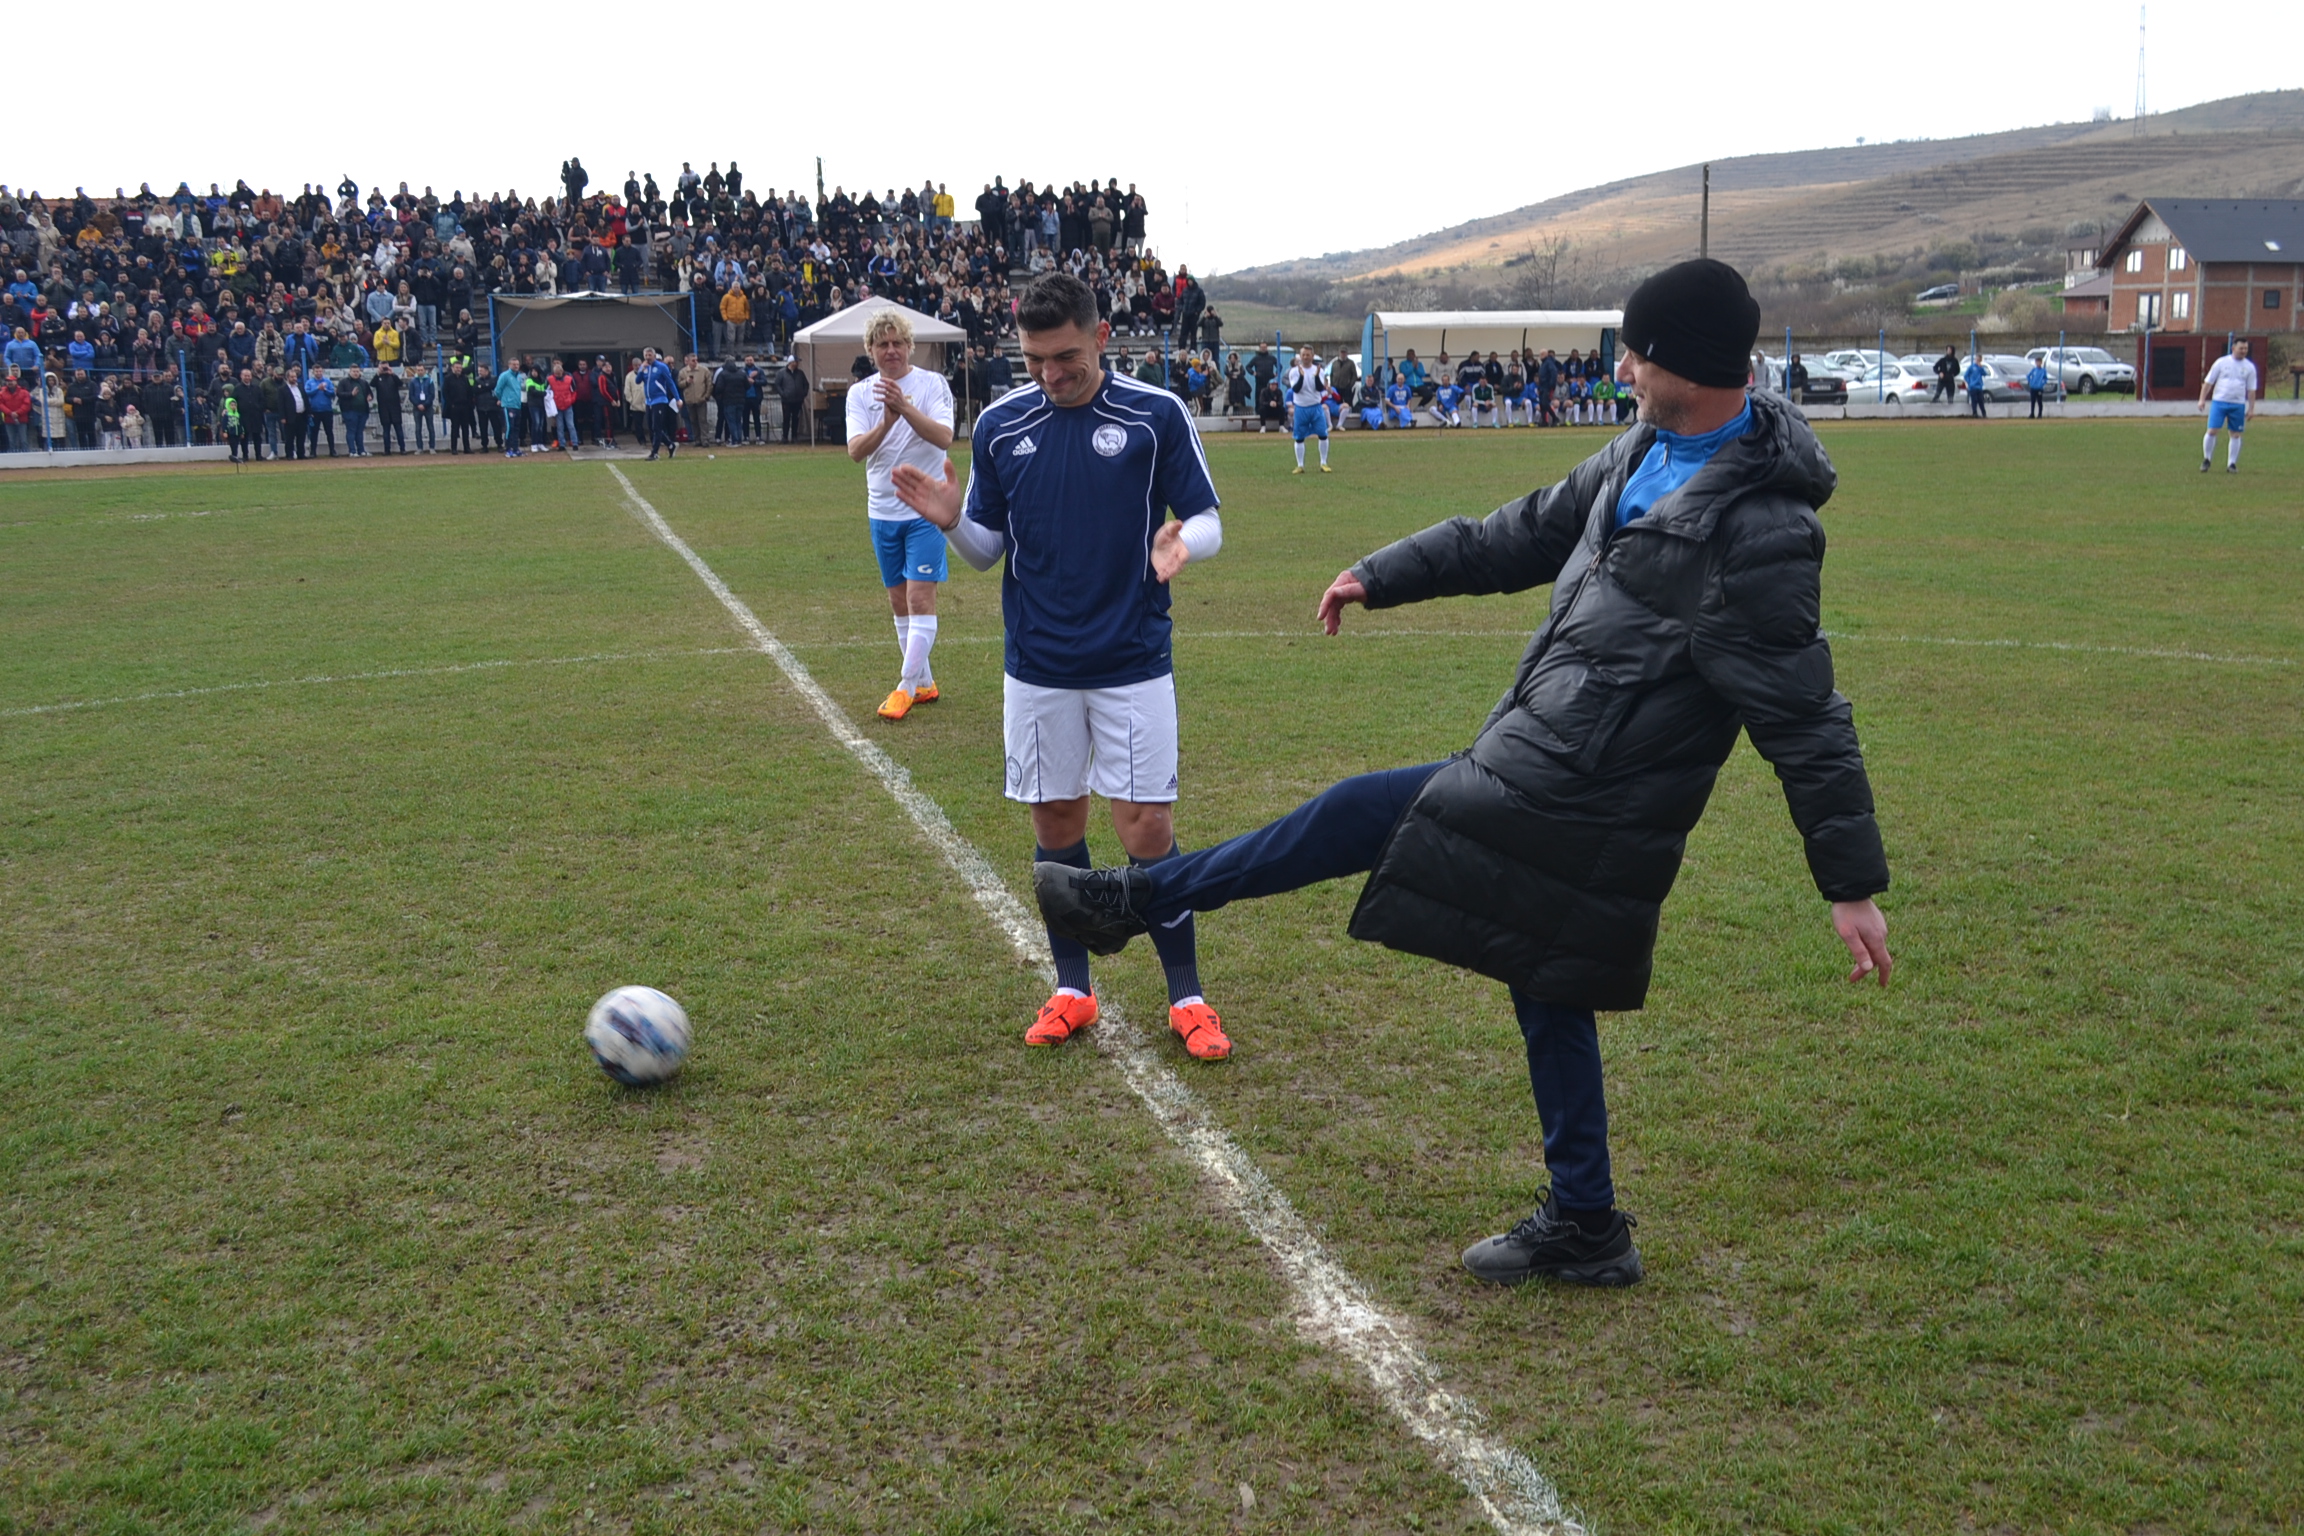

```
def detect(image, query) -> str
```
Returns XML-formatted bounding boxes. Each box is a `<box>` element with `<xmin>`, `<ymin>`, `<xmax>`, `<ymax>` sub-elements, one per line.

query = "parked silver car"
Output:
<box><xmin>1966</xmin><ymin>355</ymin><xmax>2066</xmax><ymax>403</ymax></box>
<box><xmin>2024</xmin><ymin>345</ymin><xmax>2136</xmax><ymax>395</ymax></box>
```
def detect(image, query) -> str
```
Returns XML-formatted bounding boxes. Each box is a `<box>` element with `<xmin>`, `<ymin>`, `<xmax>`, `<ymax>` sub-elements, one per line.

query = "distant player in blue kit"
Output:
<box><xmin>1284</xmin><ymin>345</ymin><xmax>1331</xmax><ymax>473</ymax></box>
<box><xmin>1384</xmin><ymin>378</ymin><xmax>1417</xmax><ymax>428</ymax></box>
<box><xmin>891</xmin><ymin>273</ymin><xmax>1235</xmax><ymax>1062</ymax></box>
<box><xmin>2198</xmin><ymin>339</ymin><xmax>2256</xmax><ymax>473</ymax></box>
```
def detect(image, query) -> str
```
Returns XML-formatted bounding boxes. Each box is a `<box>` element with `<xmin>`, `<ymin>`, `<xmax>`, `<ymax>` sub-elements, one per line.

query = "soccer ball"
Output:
<box><xmin>585</xmin><ymin>986</ymin><xmax>691</xmax><ymax>1086</ymax></box>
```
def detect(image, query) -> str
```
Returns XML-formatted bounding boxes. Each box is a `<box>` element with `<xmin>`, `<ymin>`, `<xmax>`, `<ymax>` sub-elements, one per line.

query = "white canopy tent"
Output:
<box><xmin>790</xmin><ymin>301</ymin><xmax>968</xmax><ymax>404</ymax></box>
<box><xmin>1367</xmin><ymin>309</ymin><xmax>1624</xmax><ymax>372</ymax></box>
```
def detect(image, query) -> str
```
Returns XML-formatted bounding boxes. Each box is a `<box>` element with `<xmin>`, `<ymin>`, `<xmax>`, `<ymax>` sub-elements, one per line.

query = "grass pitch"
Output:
<box><xmin>2</xmin><ymin>419</ymin><xmax>2299</xmax><ymax>1534</ymax></box>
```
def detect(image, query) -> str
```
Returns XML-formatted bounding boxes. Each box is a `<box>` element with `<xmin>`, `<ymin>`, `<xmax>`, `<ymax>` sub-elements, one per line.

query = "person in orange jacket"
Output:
<box><xmin>717</xmin><ymin>284</ymin><xmax>751</xmax><ymax>360</ymax></box>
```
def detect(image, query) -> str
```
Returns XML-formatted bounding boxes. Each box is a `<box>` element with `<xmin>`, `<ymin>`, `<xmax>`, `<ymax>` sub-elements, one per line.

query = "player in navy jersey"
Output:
<box><xmin>891</xmin><ymin>274</ymin><xmax>1235</xmax><ymax>1062</ymax></box>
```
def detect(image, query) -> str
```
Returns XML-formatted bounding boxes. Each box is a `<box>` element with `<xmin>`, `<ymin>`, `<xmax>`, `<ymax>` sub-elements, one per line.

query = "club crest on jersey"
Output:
<box><xmin>1011</xmin><ymin>436</ymin><xmax>1037</xmax><ymax>457</ymax></box>
<box><xmin>1091</xmin><ymin>424</ymin><xmax>1127</xmax><ymax>457</ymax></box>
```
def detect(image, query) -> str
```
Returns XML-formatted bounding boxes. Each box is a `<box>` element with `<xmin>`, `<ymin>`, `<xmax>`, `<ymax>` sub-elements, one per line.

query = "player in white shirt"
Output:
<box><xmin>1283</xmin><ymin>346</ymin><xmax>1331</xmax><ymax>474</ymax></box>
<box><xmin>845</xmin><ymin>308</ymin><xmax>958</xmax><ymax>719</ymax></box>
<box><xmin>2197</xmin><ymin>339</ymin><xmax>2257</xmax><ymax>474</ymax></box>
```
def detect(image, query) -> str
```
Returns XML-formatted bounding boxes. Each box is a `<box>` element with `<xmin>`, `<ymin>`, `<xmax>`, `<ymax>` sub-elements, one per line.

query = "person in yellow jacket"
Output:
<box><xmin>932</xmin><ymin>183</ymin><xmax>955</xmax><ymax>230</ymax></box>
<box><xmin>373</xmin><ymin>319</ymin><xmax>403</xmax><ymax>364</ymax></box>
<box><xmin>717</xmin><ymin>285</ymin><xmax>751</xmax><ymax>360</ymax></box>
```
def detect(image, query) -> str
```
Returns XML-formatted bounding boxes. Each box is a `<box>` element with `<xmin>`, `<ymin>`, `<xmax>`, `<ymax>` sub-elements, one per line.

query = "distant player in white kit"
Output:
<box><xmin>1284</xmin><ymin>345</ymin><xmax>1331</xmax><ymax>474</ymax></box>
<box><xmin>846</xmin><ymin>308</ymin><xmax>957</xmax><ymax>720</ymax></box>
<box><xmin>891</xmin><ymin>274</ymin><xmax>1235</xmax><ymax>1062</ymax></box>
<box><xmin>2198</xmin><ymin>339</ymin><xmax>2256</xmax><ymax>474</ymax></box>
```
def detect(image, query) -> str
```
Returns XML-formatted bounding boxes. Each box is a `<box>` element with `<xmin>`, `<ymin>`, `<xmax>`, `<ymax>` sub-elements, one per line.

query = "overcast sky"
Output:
<box><xmin>14</xmin><ymin>1</ymin><xmax>2299</xmax><ymax>274</ymax></box>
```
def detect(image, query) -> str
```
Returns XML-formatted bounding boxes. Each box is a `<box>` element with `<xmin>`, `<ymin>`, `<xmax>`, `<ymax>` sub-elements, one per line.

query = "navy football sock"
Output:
<box><xmin>1036</xmin><ymin>839</ymin><xmax>1094</xmax><ymax>995</ymax></box>
<box><xmin>1130</xmin><ymin>842</ymin><xmax>1202</xmax><ymax>1004</ymax></box>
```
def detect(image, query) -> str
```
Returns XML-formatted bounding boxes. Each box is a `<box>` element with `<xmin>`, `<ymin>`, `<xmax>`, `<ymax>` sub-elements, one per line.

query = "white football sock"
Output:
<box><xmin>2203</xmin><ymin>431</ymin><xmax>2215</xmax><ymax>463</ymax></box>
<box><xmin>894</xmin><ymin>612</ymin><xmax>912</xmax><ymax>671</ymax></box>
<box><xmin>2229</xmin><ymin>435</ymin><xmax>2243</xmax><ymax>467</ymax></box>
<box><xmin>1293</xmin><ymin>438</ymin><xmax>1305</xmax><ymax>467</ymax></box>
<box><xmin>1317</xmin><ymin>436</ymin><xmax>1329</xmax><ymax>465</ymax></box>
<box><xmin>901</xmin><ymin>614</ymin><xmax>938</xmax><ymax>688</ymax></box>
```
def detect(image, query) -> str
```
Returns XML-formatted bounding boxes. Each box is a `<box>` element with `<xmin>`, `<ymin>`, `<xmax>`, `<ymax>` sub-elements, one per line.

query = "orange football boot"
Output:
<box><xmin>911</xmin><ymin>682</ymin><xmax>941</xmax><ymax>703</ymax></box>
<box><xmin>876</xmin><ymin>686</ymin><xmax>915</xmax><ymax>721</ymax></box>
<box><xmin>1026</xmin><ymin>991</ymin><xmax>1099</xmax><ymax>1047</ymax></box>
<box><xmin>1169</xmin><ymin>1001</ymin><xmax>1232</xmax><ymax>1061</ymax></box>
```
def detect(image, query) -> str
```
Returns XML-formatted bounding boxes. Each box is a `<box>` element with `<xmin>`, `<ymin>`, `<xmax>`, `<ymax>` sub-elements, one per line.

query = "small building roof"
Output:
<box><xmin>2100</xmin><ymin>199</ymin><xmax>2304</xmax><ymax>267</ymax></box>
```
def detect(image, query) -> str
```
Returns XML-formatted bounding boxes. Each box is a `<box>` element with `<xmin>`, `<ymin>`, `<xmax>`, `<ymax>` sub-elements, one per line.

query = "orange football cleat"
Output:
<box><xmin>1169</xmin><ymin>1001</ymin><xmax>1231</xmax><ymax>1061</ymax></box>
<box><xmin>1026</xmin><ymin>991</ymin><xmax>1099</xmax><ymax>1047</ymax></box>
<box><xmin>911</xmin><ymin>682</ymin><xmax>940</xmax><ymax>703</ymax></box>
<box><xmin>876</xmin><ymin>686</ymin><xmax>916</xmax><ymax>721</ymax></box>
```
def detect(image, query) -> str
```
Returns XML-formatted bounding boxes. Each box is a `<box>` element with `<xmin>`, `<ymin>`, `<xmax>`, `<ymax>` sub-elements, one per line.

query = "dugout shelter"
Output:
<box><xmin>486</xmin><ymin>291</ymin><xmax>694</xmax><ymax>371</ymax></box>
<box><xmin>1364</xmin><ymin>309</ymin><xmax>1625</xmax><ymax>377</ymax></box>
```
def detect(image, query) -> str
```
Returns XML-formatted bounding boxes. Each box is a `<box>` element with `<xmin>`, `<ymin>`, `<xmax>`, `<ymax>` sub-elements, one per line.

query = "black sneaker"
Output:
<box><xmin>1462</xmin><ymin>1192</ymin><xmax>1643</xmax><ymax>1287</ymax></box>
<box><xmin>1030</xmin><ymin>863</ymin><xmax>1151</xmax><ymax>956</ymax></box>
<box><xmin>2202</xmin><ymin>458</ymin><xmax>2211</xmax><ymax>473</ymax></box>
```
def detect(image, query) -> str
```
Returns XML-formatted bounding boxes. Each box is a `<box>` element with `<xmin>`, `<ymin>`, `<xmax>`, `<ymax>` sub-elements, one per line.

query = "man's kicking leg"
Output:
<box><xmin>1032</xmin><ymin>762</ymin><xmax>1446</xmax><ymax>949</ymax></box>
<box><xmin>1033</xmin><ymin>759</ymin><xmax>1644</xmax><ymax>1283</ymax></box>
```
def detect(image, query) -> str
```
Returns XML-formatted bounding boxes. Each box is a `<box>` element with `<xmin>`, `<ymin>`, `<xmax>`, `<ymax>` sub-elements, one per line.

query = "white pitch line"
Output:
<box><xmin>0</xmin><ymin>647</ymin><xmax>751</xmax><ymax>719</ymax></box>
<box><xmin>1821</xmin><ymin>631</ymin><xmax>2295</xmax><ymax>668</ymax></box>
<box><xmin>778</xmin><ymin>628</ymin><xmax>2295</xmax><ymax>668</ymax></box>
<box><xmin>606</xmin><ymin>464</ymin><xmax>1580</xmax><ymax>1536</ymax></box>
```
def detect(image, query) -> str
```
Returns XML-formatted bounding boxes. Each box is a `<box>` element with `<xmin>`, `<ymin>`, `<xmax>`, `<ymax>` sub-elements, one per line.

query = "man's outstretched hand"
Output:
<box><xmin>1831</xmin><ymin>898</ymin><xmax>1893</xmax><ymax>987</ymax></box>
<box><xmin>1317</xmin><ymin>570</ymin><xmax>1368</xmax><ymax>635</ymax></box>
<box><xmin>889</xmin><ymin>459</ymin><xmax>961</xmax><ymax>529</ymax></box>
<box><xmin>1150</xmin><ymin>520</ymin><xmax>1188</xmax><ymax>584</ymax></box>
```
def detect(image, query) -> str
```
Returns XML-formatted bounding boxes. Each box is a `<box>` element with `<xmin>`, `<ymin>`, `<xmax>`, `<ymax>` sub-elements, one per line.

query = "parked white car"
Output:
<box><xmin>2023</xmin><ymin>345</ymin><xmax>2136</xmax><ymax>395</ymax></box>
<box><xmin>1849</xmin><ymin>360</ymin><xmax>1938</xmax><ymax>404</ymax></box>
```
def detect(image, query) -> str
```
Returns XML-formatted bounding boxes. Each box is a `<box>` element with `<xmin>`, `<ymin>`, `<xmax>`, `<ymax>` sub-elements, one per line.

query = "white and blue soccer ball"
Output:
<box><xmin>585</xmin><ymin>986</ymin><xmax>691</xmax><ymax>1086</ymax></box>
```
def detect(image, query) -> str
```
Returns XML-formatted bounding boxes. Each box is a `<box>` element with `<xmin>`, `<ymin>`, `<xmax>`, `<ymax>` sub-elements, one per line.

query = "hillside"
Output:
<box><xmin>1224</xmin><ymin>90</ymin><xmax>2304</xmax><ymax>287</ymax></box>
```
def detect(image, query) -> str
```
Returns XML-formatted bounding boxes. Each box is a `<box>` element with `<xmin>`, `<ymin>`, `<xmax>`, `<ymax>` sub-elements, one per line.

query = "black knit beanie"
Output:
<box><xmin>1619</xmin><ymin>259</ymin><xmax>1761</xmax><ymax>389</ymax></box>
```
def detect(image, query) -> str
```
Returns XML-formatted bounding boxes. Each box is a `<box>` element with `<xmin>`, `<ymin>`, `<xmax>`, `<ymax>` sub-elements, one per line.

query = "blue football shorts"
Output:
<box><xmin>2207</xmin><ymin>400</ymin><xmax>2247</xmax><ymax>433</ymax></box>
<box><xmin>1292</xmin><ymin>403</ymin><xmax>1329</xmax><ymax>440</ymax></box>
<box><xmin>871</xmin><ymin>516</ymin><xmax>948</xmax><ymax>586</ymax></box>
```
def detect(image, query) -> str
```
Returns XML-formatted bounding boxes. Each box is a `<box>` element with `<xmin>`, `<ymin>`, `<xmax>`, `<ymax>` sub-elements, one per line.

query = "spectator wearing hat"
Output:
<box><xmin>774</xmin><ymin>354</ymin><xmax>810</xmax><ymax>443</ymax></box>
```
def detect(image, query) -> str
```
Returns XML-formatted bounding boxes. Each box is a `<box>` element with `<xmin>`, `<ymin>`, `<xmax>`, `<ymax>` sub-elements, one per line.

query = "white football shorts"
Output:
<box><xmin>1002</xmin><ymin>673</ymin><xmax>1179</xmax><ymax>804</ymax></box>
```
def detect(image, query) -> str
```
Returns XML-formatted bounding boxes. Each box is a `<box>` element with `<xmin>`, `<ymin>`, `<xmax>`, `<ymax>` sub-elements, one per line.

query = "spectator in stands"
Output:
<box><xmin>65</xmin><ymin>367</ymin><xmax>99</xmax><ymax>449</ymax></box>
<box><xmin>374</xmin><ymin>364</ymin><xmax>407</xmax><ymax>454</ymax></box>
<box><xmin>521</xmin><ymin>364</ymin><xmax>550</xmax><ymax>451</ymax></box>
<box><xmin>223</xmin><ymin>367</ymin><xmax>259</xmax><ymax>461</ymax></box>
<box><xmin>712</xmin><ymin>356</ymin><xmax>746</xmax><ymax>445</ymax></box>
<box><xmin>0</xmin><ymin>372</ymin><xmax>32</xmax><ymax>452</ymax></box>
<box><xmin>493</xmin><ymin>359</ymin><xmax>527</xmax><ymax>457</ymax></box>
<box><xmin>442</xmin><ymin>359</ymin><xmax>475</xmax><ymax>453</ymax></box>
<box><xmin>545</xmin><ymin>360</ymin><xmax>577</xmax><ymax>451</ymax></box>
<box><xmin>678</xmin><ymin>352</ymin><xmax>711</xmax><ymax>444</ymax></box>
<box><xmin>305</xmin><ymin>369</ymin><xmax>337</xmax><ymax>457</ymax></box>
<box><xmin>1255</xmin><ymin>374</ymin><xmax>1284</xmax><ymax>432</ymax></box>
<box><xmin>718</xmin><ymin>283</ymin><xmax>749</xmax><ymax>360</ymax></box>
<box><xmin>339</xmin><ymin>365</ymin><xmax>372</xmax><ymax>456</ymax></box>
<box><xmin>408</xmin><ymin>366</ymin><xmax>437</xmax><ymax>452</ymax></box>
<box><xmin>774</xmin><ymin>354</ymin><xmax>809</xmax><ymax>443</ymax></box>
<box><xmin>740</xmin><ymin>356</ymin><xmax>765</xmax><ymax>443</ymax></box>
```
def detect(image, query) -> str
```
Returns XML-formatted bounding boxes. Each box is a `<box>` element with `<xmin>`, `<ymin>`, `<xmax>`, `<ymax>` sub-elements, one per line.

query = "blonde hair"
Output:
<box><xmin>863</xmin><ymin>309</ymin><xmax>914</xmax><ymax>347</ymax></box>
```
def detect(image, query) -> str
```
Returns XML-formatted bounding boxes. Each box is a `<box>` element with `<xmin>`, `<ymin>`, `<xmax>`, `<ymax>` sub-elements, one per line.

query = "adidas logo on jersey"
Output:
<box><xmin>1011</xmin><ymin>436</ymin><xmax>1037</xmax><ymax>457</ymax></box>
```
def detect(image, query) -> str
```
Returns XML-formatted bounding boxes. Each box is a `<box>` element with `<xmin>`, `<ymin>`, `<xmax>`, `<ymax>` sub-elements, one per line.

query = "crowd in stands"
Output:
<box><xmin>0</xmin><ymin>167</ymin><xmax>1196</xmax><ymax>454</ymax></box>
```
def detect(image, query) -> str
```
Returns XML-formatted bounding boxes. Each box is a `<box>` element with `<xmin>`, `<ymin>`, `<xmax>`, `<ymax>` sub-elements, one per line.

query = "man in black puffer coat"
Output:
<box><xmin>1034</xmin><ymin>260</ymin><xmax>1891</xmax><ymax>1289</ymax></box>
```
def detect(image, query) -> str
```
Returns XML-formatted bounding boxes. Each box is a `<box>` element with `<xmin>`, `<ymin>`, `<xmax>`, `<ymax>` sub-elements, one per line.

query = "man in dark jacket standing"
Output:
<box><xmin>1033</xmin><ymin>260</ymin><xmax>1892</xmax><ymax>1289</ymax></box>
<box><xmin>774</xmin><ymin>355</ymin><xmax>810</xmax><ymax>443</ymax></box>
